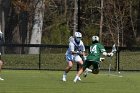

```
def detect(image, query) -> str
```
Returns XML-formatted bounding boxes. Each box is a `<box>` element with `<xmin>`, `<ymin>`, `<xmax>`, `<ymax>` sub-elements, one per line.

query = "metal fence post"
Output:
<box><xmin>116</xmin><ymin>46</ymin><xmax>120</xmax><ymax>71</ymax></box>
<box><xmin>39</xmin><ymin>47</ymin><xmax>41</xmax><ymax>70</ymax></box>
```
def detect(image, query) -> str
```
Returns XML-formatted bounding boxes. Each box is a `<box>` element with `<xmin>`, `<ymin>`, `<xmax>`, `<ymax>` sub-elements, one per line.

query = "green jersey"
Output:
<box><xmin>86</xmin><ymin>43</ymin><xmax>106</xmax><ymax>62</ymax></box>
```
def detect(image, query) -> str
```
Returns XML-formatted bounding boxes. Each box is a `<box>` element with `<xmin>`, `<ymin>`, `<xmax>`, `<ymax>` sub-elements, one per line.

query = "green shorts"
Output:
<box><xmin>83</xmin><ymin>60</ymin><xmax>99</xmax><ymax>70</ymax></box>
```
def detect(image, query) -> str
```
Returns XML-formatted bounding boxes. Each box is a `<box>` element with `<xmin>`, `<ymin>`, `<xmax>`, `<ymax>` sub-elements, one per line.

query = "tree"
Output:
<box><xmin>0</xmin><ymin>0</ymin><xmax>2</xmax><ymax>31</ymax></box>
<box><xmin>103</xmin><ymin>0</ymin><xmax>136</xmax><ymax>47</ymax></box>
<box><xmin>29</xmin><ymin>0</ymin><xmax>45</xmax><ymax>54</ymax></box>
<box><xmin>99</xmin><ymin>0</ymin><xmax>104</xmax><ymax>42</ymax></box>
<box><xmin>73</xmin><ymin>0</ymin><xmax>78</xmax><ymax>34</ymax></box>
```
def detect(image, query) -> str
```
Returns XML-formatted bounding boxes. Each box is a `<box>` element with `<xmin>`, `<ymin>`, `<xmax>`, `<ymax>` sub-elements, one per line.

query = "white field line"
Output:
<box><xmin>99</xmin><ymin>73</ymin><xmax>123</xmax><ymax>77</ymax></box>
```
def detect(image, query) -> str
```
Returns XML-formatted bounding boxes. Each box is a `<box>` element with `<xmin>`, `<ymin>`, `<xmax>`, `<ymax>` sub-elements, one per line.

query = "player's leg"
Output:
<box><xmin>92</xmin><ymin>61</ymin><xmax>100</xmax><ymax>74</ymax></box>
<box><xmin>83</xmin><ymin>61</ymin><xmax>92</xmax><ymax>77</ymax></box>
<box><xmin>62</xmin><ymin>55</ymin><xmax>73</xmax><ymax>82</ymax></box>
<box><xmin>73</xmin><ymin>60</ymin><xmax>90</xmax><ymax>82</ymax></box>
<box><xmin>0</xmin><ymin>60</ymin><xmax>3</xmax><ymax>70</ymax></box>
<box><xmin>0</xmin><ymin>60</ymin><xmax>4</xmax><ymax>80</ymax></box>
<box><xmin>83</xmin><ymin>61</ymin><xmax>100</xmax><ymax>76</ymax></box>
<box><xmin>73</xmin><ymin>67</ymin><xmax>85</xmax><ymax>83</ymax></box>
<box><xmin>83</xmin><ymin>68</ymin><xmax>92</xmax><ymax>77</ymax></box>
<box><xmin>62</xmin><ymin>61</ymin><xmax>73</xmax><ymax>81</ymax></box>
<box><xmin>74</xmin><ymin>55</ymin><xmax>84</xmax><ymax>81</ymax></box>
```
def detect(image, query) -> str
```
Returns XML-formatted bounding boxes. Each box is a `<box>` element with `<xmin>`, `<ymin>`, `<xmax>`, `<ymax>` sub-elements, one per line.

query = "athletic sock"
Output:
<box><xmin>63</xmin><ymin>72</ymin><xmax>67</xmax><ymax>77</ymax></box>
<box><xmin>73</xmin><ymin>75</ymin><xmax>79</xmax><ymax>83</ymax></box>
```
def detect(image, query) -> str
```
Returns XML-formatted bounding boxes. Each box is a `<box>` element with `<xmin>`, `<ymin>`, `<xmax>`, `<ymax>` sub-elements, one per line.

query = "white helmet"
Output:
<box><xmin>92</xmin><ymin>36</ymin><xmax>99</xmax><ymax>42</ymax></box>
<box><xmin>74</xmin><ymin>32</ymin><xmax>82</xmax><ymax>38</ymax></box>
<box><xmin>74</xmin><ymin>32</ymin><xmax>82</xmax><ymax>43</ymax></box>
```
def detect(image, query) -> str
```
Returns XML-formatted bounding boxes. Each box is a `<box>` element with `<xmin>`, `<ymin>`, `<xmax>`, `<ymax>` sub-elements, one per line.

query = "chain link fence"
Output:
<box><xmin>1</xmin><ymin>44</ymin><xmax>140</xmax><ymax>71</ymax></box>
<box><xmin>119</xmin><ymin>47</ymin><xmax>140</xmax><ymax>71</ymax></box>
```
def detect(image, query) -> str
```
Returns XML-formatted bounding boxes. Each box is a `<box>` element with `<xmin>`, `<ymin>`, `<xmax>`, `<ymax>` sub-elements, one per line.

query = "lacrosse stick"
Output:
<box><xmin>108</xmin><ymin>44</ymin><xmax>117</xmax><ymax>76</ymax></box>
<box><xmin>111</xmin><ymin>44</ymin><xmax>117</xmax><ymax>53</ymax></box>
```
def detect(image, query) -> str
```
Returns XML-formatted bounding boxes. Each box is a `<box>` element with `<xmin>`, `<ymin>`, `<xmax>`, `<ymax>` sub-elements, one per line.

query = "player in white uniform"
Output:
<box><xmin>62</xmin><ymin>32</ymin><xmax>85</xmax><ymax>82</ymax></box>
<box><xmin>0</xmin><ymin>31</ymin><xmax>4</xmax><ymax>81</ymax></box>
<box><xmin>0</xmin><ymin>58</ymin><xmax>4</xmax><ymax>80</ymax></box>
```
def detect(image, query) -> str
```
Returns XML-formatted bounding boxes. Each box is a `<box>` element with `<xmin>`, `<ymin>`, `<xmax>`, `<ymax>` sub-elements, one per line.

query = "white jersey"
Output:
<box><xmin>65</xmin><ymin>40</ymin><xmax>85</xmax><ymax>55</ymax></box>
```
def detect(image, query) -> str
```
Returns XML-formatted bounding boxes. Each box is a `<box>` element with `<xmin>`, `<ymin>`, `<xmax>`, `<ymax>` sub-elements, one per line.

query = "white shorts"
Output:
<box><xmin>66</xmin><ymin>54</ymin><xmax>82</xmax><ymax>63</ymax></box>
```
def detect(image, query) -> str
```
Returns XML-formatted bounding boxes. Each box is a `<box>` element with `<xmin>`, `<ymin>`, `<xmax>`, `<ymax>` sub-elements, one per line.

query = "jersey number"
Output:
<box><xmin>90</xmin><ymin>45</ymin><xmax>97</xmax><ymax>53</ymax></box>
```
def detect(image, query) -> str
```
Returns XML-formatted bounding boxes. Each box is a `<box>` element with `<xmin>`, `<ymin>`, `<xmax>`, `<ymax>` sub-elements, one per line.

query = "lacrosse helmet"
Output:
<box><xmin>74</xmin><ymin>32</ymin><xmax>82</xmax><ymax>44</ymax></box>
<box><xmin>92</xmin><ymin>36</ymin><xmax>99</xmax><ymax>42</ymax></box>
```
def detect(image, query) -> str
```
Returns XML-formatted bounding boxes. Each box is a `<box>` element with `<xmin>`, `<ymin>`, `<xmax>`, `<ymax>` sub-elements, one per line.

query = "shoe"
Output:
<box><xmin>73</xmin><ymin>78</ymin><xmax>78</xmax><ymax>83</ymax></box>
<box><xmin>78</xmin><ymin>77</ymin><xmax>81</xmax><ymax>81</ymax></box>
<box><xmin>73</xmin><ymin>79</ymin><xmax>77</xmax><ymax>83</ymax></box>
<box><xmin>0</xmin><ymin>77</ymin><xmax>4</xmax><ymax>81</ymax></box>
<box><xmin>83</xmin><ymin>68</ymin><xmax>92</xmax><ymax>77</ymax></box>
<box><xmin>62</xmin><ymin>77</ymin><xmax>66</xmax><ymax>82</ymax></box>
<box><xmin>62</xmin><ymin>74</ymin><xmax>66</xmax><ymax>82</ymax></box>
<box><xmin>73</xmin><ymin>76</ymin><xmax>79</xmax><ymax>83</ymax></box>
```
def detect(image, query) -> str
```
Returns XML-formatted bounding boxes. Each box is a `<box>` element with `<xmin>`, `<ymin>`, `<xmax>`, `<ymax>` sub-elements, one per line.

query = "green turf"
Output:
<box><xmin>0</xmin><ymin>70</ymin><xmax>140</xmax><ymax>93</ymax></box>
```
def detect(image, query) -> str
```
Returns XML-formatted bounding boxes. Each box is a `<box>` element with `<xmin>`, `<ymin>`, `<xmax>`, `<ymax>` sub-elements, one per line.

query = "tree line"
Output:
<box><xmin>0</xmin><ymin>0</ymin><xmax>140</xmax><ymax>54</ymax></box>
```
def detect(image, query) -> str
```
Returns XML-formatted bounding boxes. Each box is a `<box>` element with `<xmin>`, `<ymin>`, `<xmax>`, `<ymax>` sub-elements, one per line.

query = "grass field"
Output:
<box><xmin>0</xmin><ymin>70</ymin><xmax>140</xmax><ymax>93</ymax></box>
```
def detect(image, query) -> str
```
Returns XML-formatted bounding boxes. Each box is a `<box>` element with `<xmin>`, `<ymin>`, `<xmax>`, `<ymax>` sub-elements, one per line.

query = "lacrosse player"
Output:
<box><xmin>62</xmin><ymin>32</ymin><xmax>86</xmax><ymax>82</ymax></box>
<box><xmin>0</xmin><ymin>59</ymin><xmax>4</xmax><ymax>80</ymax></box>
<box><xmin>0</xmin><ymin>31</ymin><xmax>4</xmax><ymax>80</ymax></box>
<box><xmin>73</xmin><ymin>36</ymin><xmax>113</xmax><ymax>83</ymax></box>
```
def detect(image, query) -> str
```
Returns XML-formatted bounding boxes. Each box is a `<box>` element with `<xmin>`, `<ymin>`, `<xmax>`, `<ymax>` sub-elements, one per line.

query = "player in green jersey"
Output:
<box><xmin>73</xmin><ymin>36</ymin><xmax>113</xmax><ymax>83</ymax></box>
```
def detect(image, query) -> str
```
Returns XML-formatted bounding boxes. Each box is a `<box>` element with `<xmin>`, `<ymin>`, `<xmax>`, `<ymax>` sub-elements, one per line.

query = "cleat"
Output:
<box><xmin>62</xmin><ymin>78</ymin><xmax>66</xmax><ymax>82</ymax></box>
<box><xmin>73</xmin><ymin>76</ymin><xmax>79</xmax><ymax>83</ymax></box>
<box><xmin>73</xmin><ymin>80</ymin><xmax>77</xmax><ymax>83</ymax></box>
<box><xmin>0</xmin><ymin>77</ymin><xmax>4</xmax><ymax>81</ymax></box>
<box><xmin>73</xmin><ymin>78</ymin><xmax>78</xmax><ymax>83</ymax></box>
<box><xmin>83</xmin><ymin>68</ymin><xmax>92</xmax><ymax>77</ymax></box>
<box><xmin>83</xmin><ymin>68</ymin><xmax>89</xmax><ymax>77</ymax></box>
<box><xmin>62</xmin><ymin>74</ymin><xmax>67</xmax><ymax>82</ymax></box>
<box><xmin>78</xmin><ymin>77</ymin><xmax>81</xmax><ymax>81</ymax></box>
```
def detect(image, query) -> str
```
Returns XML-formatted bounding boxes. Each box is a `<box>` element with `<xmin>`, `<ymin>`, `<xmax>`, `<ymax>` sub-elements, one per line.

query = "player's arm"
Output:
<box><xmin>100</xmin><ymin>45</ymin><xmax>114</xmax><ymax>57</ymax></box>
<box><xmin>71</xmin><ymin>51</ymin><xmax>79</xmax><ymax>54</ymax></box>
<box><xmin>102</xmin><ymin>50</ymin><xmax>114</xmax><ymax>57</ymax></box>
<box><xmin>99</xmin><ymin>45</ymin><xmax>113</xmax><ymax>57</ymax></box>
<box><xmin>69</xmin><ymin>42</ymin><xmax>81</xmax><ymax>55</ymax></box>
<box><xmin>78</xmin><ymin>42</ymin><xmax>86</xmax><ymax>56</ymax></box>
<box><xmin>71</xmin><ymin>51</ymin><xmax>85</xmax><ymax>56</ymax></box>
<box><xmin>77</xmin><ymin>43</ymin><xmax>86</xmax><ymax>56</ymax></box>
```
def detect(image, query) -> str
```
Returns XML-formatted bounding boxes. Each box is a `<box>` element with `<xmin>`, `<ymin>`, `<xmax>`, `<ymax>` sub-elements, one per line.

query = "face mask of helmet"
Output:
<box><xmin>75</xmin><ymin>37</ymin><xmax>81</xmax><ymax>43</ymax></box>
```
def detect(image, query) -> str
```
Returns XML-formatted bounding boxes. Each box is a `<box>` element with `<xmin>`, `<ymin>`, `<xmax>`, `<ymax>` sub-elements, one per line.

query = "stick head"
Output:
<box><xmin>100</xmin><ymin>57</ymin><xmax>105</xmax><ymax>62</ymax></box>
<box><xmin>111</xmin><ymin>44</ymin><xmax>117</xmax><ymax>53</ymax></box>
